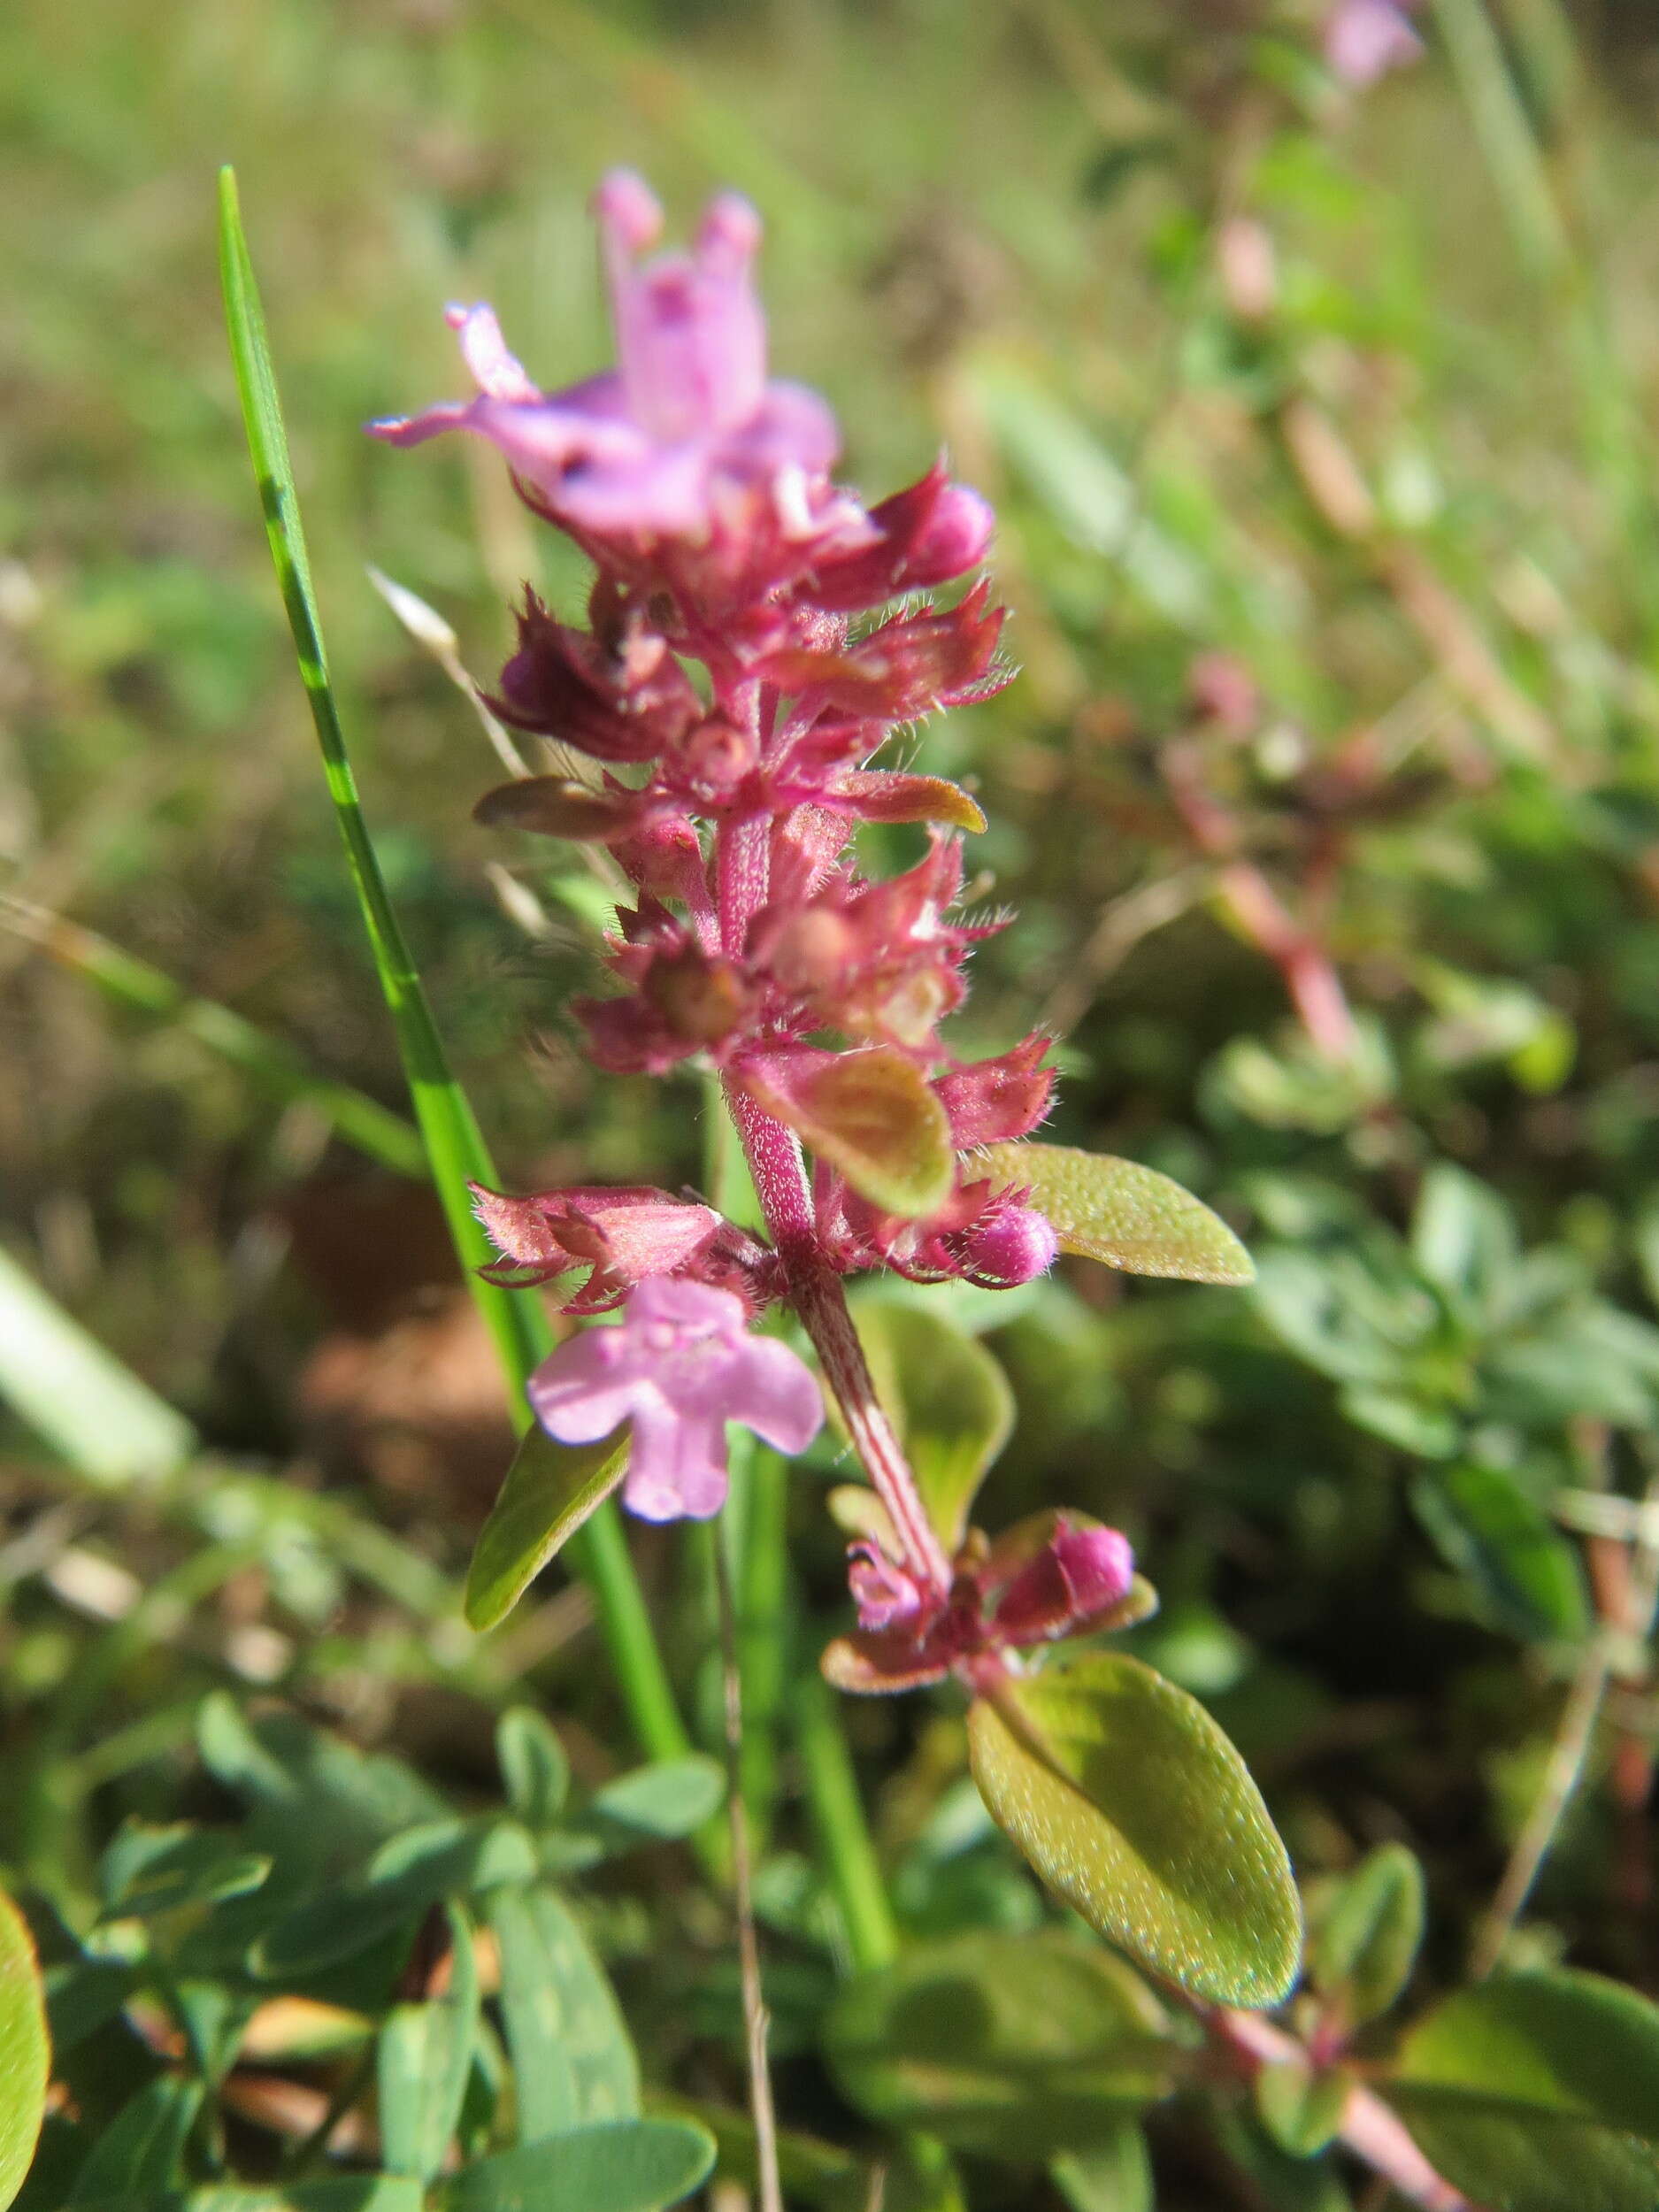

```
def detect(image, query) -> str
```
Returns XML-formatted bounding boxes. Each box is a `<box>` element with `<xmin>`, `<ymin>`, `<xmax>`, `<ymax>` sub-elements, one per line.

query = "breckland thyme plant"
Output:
<box><xmin>372</xmin><ymin>171</ymin><xmax>1304</xmax><ymax>2008</ymax></box>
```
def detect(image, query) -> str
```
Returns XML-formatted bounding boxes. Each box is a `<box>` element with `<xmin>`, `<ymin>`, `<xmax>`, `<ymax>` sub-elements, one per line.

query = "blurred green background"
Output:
<box><xmin>9</xmin><ymin>0</ymin><xmax>1659</xmax><ymax>2119</ymax></box>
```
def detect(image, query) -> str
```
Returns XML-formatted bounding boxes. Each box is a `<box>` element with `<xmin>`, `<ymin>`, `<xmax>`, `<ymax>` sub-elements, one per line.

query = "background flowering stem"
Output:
<box><xmin>219</xmin><ymin>167</ymin><xmax>689</xmax><ymax>1767</ymax></box>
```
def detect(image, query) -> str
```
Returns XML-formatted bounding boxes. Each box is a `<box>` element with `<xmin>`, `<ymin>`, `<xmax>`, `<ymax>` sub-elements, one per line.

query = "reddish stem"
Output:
<box><xmin>1213</xmin><ymin>2008</ymin><xmax>1472</xmax><ymax>2212</ymax></box>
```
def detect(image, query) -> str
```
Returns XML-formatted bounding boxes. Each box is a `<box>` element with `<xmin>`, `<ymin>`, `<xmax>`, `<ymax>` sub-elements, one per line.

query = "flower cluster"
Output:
<box><xmin>373</xmin><ymin>172</ymin><xmax>1133</xmax><ymax>1688</ymax></box>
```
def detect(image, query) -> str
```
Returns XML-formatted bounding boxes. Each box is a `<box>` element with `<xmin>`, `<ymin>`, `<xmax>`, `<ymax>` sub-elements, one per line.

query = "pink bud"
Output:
<box><xmin>991</xmin><ymin>1516</ymin><xmax>1135</xmax><ymax>1647</ymax></box>
<box><xmin>956</xmin><ymin>1202</ymin><xmax>1056</xmax><ymax>1289</ymax></box>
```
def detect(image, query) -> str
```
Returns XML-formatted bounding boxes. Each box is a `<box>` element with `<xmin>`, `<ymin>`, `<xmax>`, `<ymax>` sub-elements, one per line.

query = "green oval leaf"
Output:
<box><xmin>825</xmin><ymin>1931</ymin><xmax>1178</xmax><ymax>2157</ymax></box>
<box><xmin>967</xmin><ymin>1656</ymin><xmax>1301</xmax><ymax>2007</ymax></box>
<box><xmin>586</xmin><ymin>1757</ymin><xmax>726</xmax><ymax>1843</ymax></box>
<box><xmin>1308</xmin><ymin>1843</ymin><xmax>1425</xmax><ymax>2027</ymax></box>
<box><xmin>0</xmin><ymin>1890</ymin><xmax>48</xmax><ymax>2212</ymax></box>
<box><xmin>740</xmin><ymin>1048</ymin><xmax>954</xmax><ymax>1219</ymax></box>
<box><xmin>976</xmin><ymin>1143</ymin><xmax>1254</xmax><ymax>1285</ymax></box>
<box><xmin>1409</xmin><ymin>1464</ymin><xmax>1587</xmax><ymax>1641</ymax></box>
<box><xmin>378</xmin><ymin>1906</ymin><xmax>480</xmax><ymax>2185</ymax></box>
<box><xmin>1386</xmin><ymin>1969</ymin><xmax>1659</xmax><ymax>2212</ymax></box>
<box><xmin>486</xmin><ymin>1886</ymin><xmax>639</xmax><ymax>2131</ymax></box>
<box><xmin>465</xmin><ymin>1428</ymin><xmax>630</xmax><ymax>1633</ymax></box>
<box><xmin>851</xmin><ymin>1296</ymin><xmax>1014</xmax><ymax>1552</ymax></box>
<box><xmin>429</xmin><ymin>2119</ymin><xmax>715</xmax><ymax>2212</ymax></box>
<box><xmin>496</xmin><ymin>1709</ymin><xmax>571</xmax><ymax>1831</ymax></box>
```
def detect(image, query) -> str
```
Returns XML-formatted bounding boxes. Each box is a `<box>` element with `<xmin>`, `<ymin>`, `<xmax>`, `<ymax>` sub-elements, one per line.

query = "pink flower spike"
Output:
<box><xmin>527</xmin><ymin>1278</ymin><xmax>824</xmax><ymax>1522</ymax></box>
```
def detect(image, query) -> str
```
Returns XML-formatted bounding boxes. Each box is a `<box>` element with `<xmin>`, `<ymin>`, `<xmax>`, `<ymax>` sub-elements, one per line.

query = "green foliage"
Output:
<box><xmin>976</xmin><ymin>1143</ymin><xmax>1256</xmax><ymax>1286</ymax></box>
<box><xmin>465</xmin><ymin>1430</ymin><xmax>631</xmax><ymax>1633</ymax></box>
<box><xmin>826</xmin><ymin>1932</ymin><xmax>1178</xmax><ymax>2156</ymax></box>
<box><xmin>1386</xmin><ymin>1970</ymin><xmax>1659</xmax><ymax>2211</ymax></box>
<box><xmin>967</xmin><ymin>1659</ymin><xmax>1302</xmax><ymax>2007</ymax></box>
<box><xmin>850</xmin><ymin>1294</ymin><xmax>1014</xmax><ymax>1552</ymax></box>
<box><xmin>1307</xmin><ymin>1844</ymin><xmax>1425</xmax><ymax>2027</ymax></box>
<box><xmin>741</xmin><ymin>1048</ymin><xmax>955</xmax><ymax>1218</ymax></box>
<box><xmin>427</xmin><ymin>2122</ymin><xmax>715</xmax><ymax>2212</ymax></box>
<box><xmin>0</xmin><ymin>1893</ymin><xmax>48</xmax><ymax>2212</ymax></box>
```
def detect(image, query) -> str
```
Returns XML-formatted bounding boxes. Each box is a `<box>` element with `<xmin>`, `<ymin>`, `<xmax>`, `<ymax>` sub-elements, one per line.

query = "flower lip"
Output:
<box><xmin>526</xmin><ymin>1276</ymin><xmax>824</xmax><ymax>1522</ymax></box>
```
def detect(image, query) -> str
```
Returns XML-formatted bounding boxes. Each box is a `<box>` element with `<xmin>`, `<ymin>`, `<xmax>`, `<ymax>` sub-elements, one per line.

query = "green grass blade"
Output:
<box><xmin>216</xmin><ymin>165</ymin><xmax>687</xmax><ymax>1763</ymax></box>
<box><xmin>0</xmin><ymin>1245</ymin><xmax>196</xmax><ymax>1488</ymax></box>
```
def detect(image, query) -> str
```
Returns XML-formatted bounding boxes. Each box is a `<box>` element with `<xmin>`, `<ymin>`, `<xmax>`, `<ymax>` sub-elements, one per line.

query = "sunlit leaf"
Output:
<box><xmin>740</xmin><ymin>1048</ymin><xmax>954</xmax><ymax>1218</ymax></box>
<box><xmin>976</xmin><ymin>1143</ymin><xmax>1254</xmax><ymax>1285</ymax></box>
<box><xmin>465</xmin><ymin>1428</ymin><xmax>630</xmax><ymax>1634</ymax></box>
<box><xmin>967</xmin><ymin>1657</ymin><xmax>1301</xmax><ymax>2006</ymax></box>
<box><xmin>0</xmin><ymin>1891</ymin><xmax>48</xmax><ymax>2212</ymax></box>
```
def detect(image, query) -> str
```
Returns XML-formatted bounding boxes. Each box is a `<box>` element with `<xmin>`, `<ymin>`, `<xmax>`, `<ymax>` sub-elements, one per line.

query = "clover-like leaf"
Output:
<box><xmin>740</xmin><ymin>1048</ymin><xmax>954</xmax><ymax>1218</ymax></box>
<box><xmin>465</xmin><ymin>1426</ymin><xmax>630</xmax><ymax>1633</ymax></box>
<box><xmin>967</xmin><ymin>1656</ymin><xmax>1301</xmax><ymax>2007</ymax></box>
<box><xmin>977</xmin><ymin>1143</ymin><xmax>1253</xmax><ymax>1285</ymax></box>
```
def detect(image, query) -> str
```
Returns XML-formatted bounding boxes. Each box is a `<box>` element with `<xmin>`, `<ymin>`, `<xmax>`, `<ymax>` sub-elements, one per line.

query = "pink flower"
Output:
<box><xmin>367</xmin><ymin>172</ymin><xmax>872</xmax><ymax>613</ymax></box>
<box><xmin>989</xmin><ymin>1516</ymin><xmax>1135</xmax><ymax>1646</ymax></box>
<box><xmin>1324</xmin><ymin>0</ymin><xmax>1423</xmax><ymax>86</ymax></box>
<box><xmin>527</xmin><ymin>1277</ymin><xmax>824</xmax><ymax>1521</ymax></box>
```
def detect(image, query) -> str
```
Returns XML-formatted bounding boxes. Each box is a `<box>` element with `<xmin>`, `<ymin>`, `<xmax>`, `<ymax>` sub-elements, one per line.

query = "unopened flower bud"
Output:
<box><xmin>958</xmin><ymin>1202</ymin><xmax>1056</xmax><ymax>1289</ymax></box>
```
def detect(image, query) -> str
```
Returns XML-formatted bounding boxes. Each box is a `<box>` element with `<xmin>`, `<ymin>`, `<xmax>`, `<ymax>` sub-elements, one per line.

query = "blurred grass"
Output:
<box><xmin>10</xmin><ymin>0</ymin><xmax>1659</xmax><ymax>2008</ymax></box>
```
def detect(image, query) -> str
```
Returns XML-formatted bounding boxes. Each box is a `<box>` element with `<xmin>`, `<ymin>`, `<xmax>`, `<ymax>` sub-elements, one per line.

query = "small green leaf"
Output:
<box><xmin>377</xmin><ymin>1905</ymin><xmax>480</xmax><ymax>2184</ymax></box>
<box><xmin>585</xmin><ymin>1757</ymin><xmax>726</xmax><ymax>1843</ymax></box>
<box><xmin>851</xmin><ymin>1296</ymin><xmax>1014</xmax><ymax>1552</ymax></box>
<box><xmin>1049</xmin><ymin>2123</ymin><xmax>1154</xmax><ymax>2212</ymax></box>
<box><xmin>1409</xmin><ymin>1464</ymin><xmax>1587</xmax><ymax>1641</ymax></box>
<box><xmin>825</xmin><ymin>1931</ymin><xmax>1177</xmax><ymax>2157</ymax></box>
<box><xmin>740</xmin><ymin>1048</ymin><xmax>954</xmax><ymax>1219</ymax></box>
<box><xmin>1386</xmin><ymin>1970</ymin><xmax>1659</xmax><ymax>2212</ymax></box>
<box><xmin>1308</xmin><ymin>1843</ymin><xmax>1425</xmax><ymax>2025</ymax></box>
<box><xmin>496</xmin><ymin>1710</ymin><xmax>571</xmax><ymax>1830</ymax></box>
<box><xmin>1255</xmin><ymin>2055</ymin><xmax>1352</xmax><ymax>2158</ymax></box>
<box><xmin>254</xmin><ymin>1818</ymin><xmax>534</xmax><ymax>1978</ymax></box>
<box><xmin>69</xmin><ymin>2079</ymin><xmax>203</xmax><ymax>2205</ymax></box>
<box><xmin>99</xmin><ymin>1824</ymin><xmax>272</xmax><ymax>1921</ymax></box>
<box><xmin>0</xmin><ymin>1890</ymin><xmax>49</xmax><ymax>2212</ymax></box>
<box><xmin>428</xmin><ymin>2120</ymin><xmax>715</xmax><ymax>2212</ymax></box>
<box><xmin>967</xmin><ymin>1657</ymin><xmax>1301</xmax><ymax>2007</ymax></box>
<box><xmin>976</xmin><ymin>1143</ymin><xmax>1254</xmax><ymax>1285</ymax></box>
<box><xmin>486</xmin><ymin>1886</ymin><xmax>639</xmax><ymax>2130</ymax></box>
<box><xmin>465</xmin><ymin>1429</ymin><xmax>630</xmax><ymax>1633</ymax></box>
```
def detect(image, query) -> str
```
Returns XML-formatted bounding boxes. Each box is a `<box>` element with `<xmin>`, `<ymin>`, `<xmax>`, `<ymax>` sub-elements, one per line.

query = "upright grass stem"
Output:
<box><xmin>218</xmin><ymin>167</ymin><xmax>687</xmax><ymax>1766</ymax></box>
